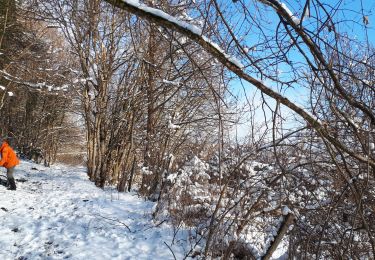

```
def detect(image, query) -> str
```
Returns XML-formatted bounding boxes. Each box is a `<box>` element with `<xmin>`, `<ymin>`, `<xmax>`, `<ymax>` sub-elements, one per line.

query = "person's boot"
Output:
<box><xmin>7</xmin><ymin>178</ymin><xmax>16</xmax><ymax>190</ymax></box>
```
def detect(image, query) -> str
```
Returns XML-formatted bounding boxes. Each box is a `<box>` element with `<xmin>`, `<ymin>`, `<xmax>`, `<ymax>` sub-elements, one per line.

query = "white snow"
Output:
<box><xmin>279</xmin><ymin>2</ymin><xmax>301</xmax><ymax>25</ymax></box>
<box><xmin>141</xmin><ymin>166</ymin><xmax>153</xmax><ymax>176</ymax></box>
<box><xmin>162</xmin><ymin>79</ymin><xmax>181</xmax><ymax>86</ymax></box>
<box><xmin>168</xmin><ymin>120</ymin><xmax>181</xmax><ymax>129</ymax></box>
<box><xmin>257</xmin><ymin>1</ymin><xmax>300</xmax><ymax>25</ymax></box>
<box><xmin>0</xmin><ymin>85</ymin><xmax>5</xmax><ymax>90</ymax></box>
<box><xmin>203</xmin><ymin>36</ymin><xmax>244</xmax><ymax>68</ymax></box>
<box><xmin>0</xmin><ymin>161</ymin><xmax>191</xmax><ymax>259</ymax></box>
<box><xmin>7</xmin><ymin>91</ymin><xmax>14</xmax><ymax>97</ymax></box>
<box><xmin>122</xmin><ymin>0</ymin><xmax>202</xmax><ymax>35</ymax></box>
<box><xmin>302</xmin><ymin>5</ymin><xmax>310</xmax><ymax>20</ymax></box>
<box><xmin>73</xmin><ymin>78</ymin><xmax>89</xmax><ymax>84</ymax></box>
<box><xmin>281</xmin><ymin>205</ymin><xmax>291</xmax><ymax>215</ymax></box>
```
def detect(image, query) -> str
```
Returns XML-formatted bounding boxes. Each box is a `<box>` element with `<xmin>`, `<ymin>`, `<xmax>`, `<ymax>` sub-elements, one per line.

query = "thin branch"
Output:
<box><xmin>164</xmin><ymin>241</ymin><xmax>177</xmax><ymax>260</ymax></box>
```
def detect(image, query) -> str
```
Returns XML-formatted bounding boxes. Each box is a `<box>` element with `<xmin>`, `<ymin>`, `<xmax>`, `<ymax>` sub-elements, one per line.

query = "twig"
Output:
<box><xmin>164</xmin><ymin>241</ymin><xmax>177</xmax><ymax>260</ymax></box>
<box><xmin>96</xmin><ymin>214</ymin><xmax>132</xmax><ymax>232</ymax></box>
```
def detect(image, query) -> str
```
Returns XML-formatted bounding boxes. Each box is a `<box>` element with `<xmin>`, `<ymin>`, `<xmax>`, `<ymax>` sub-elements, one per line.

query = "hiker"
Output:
<box><xmin>0</xmin><ymin>139</ymin><xmax>20</xmax><ymax>190</ymax></box>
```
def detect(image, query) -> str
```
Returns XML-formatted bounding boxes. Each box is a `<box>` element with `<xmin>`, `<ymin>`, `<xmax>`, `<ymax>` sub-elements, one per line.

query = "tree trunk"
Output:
<box><xmin>128</xmin><ymin>155</ymin><xmax>136</xmax><ymax>192</ymax></box>
<box><xmin>263</xmin><ymin>213</ymin><xmax>294</xmax><ymax>260</ymax></box>
<box><xmin>141</xmin><ymin>21</ymin><xmax>157</xmax><ymax>196</ymax></box>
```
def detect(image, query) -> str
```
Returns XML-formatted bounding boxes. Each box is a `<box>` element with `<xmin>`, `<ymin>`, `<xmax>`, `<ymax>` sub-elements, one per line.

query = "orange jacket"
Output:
<box><xmin>0</xmin><ymin>142</ymin><xmax>20</xmax><ymax>168</ymax></box>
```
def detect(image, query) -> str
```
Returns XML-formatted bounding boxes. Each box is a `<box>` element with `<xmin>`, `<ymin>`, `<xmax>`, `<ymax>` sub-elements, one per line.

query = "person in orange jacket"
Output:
<box><xmin>0</xmin><ymin>139</ymin><xmax>20</xmax><ymax>190</ymax></box>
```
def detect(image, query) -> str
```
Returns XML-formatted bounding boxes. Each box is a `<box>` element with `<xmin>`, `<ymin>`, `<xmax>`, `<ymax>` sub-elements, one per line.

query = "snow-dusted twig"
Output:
<box><xmin>0</xmin><ymin>69</ymin><xmax>56</xmax><ymax>91</ymax></box>
<box><xmin>164</xmin><ymin>241</ymin><xmax>177</xmax><ymax>260</ymax></box>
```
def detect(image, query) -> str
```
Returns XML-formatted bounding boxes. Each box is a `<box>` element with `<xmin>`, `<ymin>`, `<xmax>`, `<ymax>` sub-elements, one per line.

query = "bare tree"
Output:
<box><xmin>99</xmin><ymin>0</ymin><xmax>375</xmax><ymax>258</ymax></box>
<box><xmin>0</xmin><ymin>0</ymin><xmax>76</xmax><ymax>166</ymax></box>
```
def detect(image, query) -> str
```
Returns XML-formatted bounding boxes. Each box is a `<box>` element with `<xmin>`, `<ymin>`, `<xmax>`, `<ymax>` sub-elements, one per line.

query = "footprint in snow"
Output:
<box><xmin>11</xmin><ymin>227</ymin><xmax>20</xmax><ymax>232</ymax></box>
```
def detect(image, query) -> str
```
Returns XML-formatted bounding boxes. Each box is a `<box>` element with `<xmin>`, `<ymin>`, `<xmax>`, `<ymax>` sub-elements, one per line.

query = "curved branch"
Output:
<box><xmin>260</xmin><ymin>0</ymin><xmax>375</xmax><ymax>125</ymax></box>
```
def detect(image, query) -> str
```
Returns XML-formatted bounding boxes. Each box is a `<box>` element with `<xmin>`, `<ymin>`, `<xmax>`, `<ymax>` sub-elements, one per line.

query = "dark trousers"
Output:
<box><xmin>7</xmin><ymin>167</ymin><xmax>16</xmax><ymax>190</ymax></box>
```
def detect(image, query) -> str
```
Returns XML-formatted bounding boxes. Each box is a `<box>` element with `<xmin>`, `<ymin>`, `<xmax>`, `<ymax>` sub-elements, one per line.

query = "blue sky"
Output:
<box><xmin>224</xmin><ymin>0</ymin><xmax>375</xmax><ymax>140</ymax></box>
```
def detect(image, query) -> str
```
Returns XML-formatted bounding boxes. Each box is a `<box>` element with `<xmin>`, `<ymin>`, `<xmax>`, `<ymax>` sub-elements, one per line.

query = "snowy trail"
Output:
<box><xmin>0</xmin><ymin>161</ymin><xmax>189</xmax><ymax>260</ymax></box>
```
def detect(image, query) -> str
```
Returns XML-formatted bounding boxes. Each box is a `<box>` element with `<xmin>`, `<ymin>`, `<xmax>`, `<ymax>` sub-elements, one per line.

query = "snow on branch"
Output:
<box><xmin>102</xmin><ymin>0</ymin><xmax>375</xmax><ymax>168</ymax></box>
<box><xmin>258</xmin><ymin>0</ymin><xmax>300</xmax><ymax>25</ymax></box>
<box><xmin>104</xmin><ymin>0</ymin><xmax>244</xmax><ymax>68</ymax></box>
<box><xmin>0</xmin><ymin>69</ymin><xmax>68</xmax><ymax>93</ymax></box>
<box><xmin>262</xmin><ymin>213</ymin><xmax>294</xmax><ymax>260</ymax></box>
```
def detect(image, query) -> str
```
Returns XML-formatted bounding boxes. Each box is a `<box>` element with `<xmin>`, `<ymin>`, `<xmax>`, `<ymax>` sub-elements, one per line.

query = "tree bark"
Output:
<box><xmin>262</xmin><ymin>213</ymin><xmax>294</xmax><ymax>260</ymax></box>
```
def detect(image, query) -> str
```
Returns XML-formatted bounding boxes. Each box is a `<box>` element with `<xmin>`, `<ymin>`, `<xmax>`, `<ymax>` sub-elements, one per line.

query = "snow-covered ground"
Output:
<box><xmin>0</xmin><ymin>161</ymin><xmax>190</xmax><ymax>260</ymax></box>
